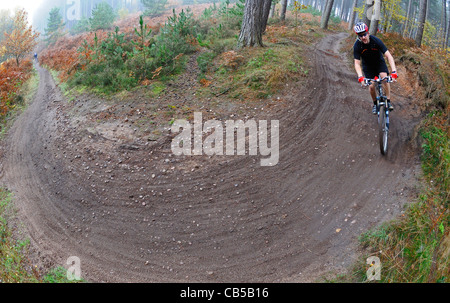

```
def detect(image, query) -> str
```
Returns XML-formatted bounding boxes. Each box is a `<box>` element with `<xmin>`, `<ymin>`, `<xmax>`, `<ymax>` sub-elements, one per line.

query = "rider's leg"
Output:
<box><xmin>364</xmin><ymin>67</ymin><xmax>378</xmax><ymax>114</ymax></box>
<box><xmin>369</xmin><ymin>83</ymin><xmax>377</xmax><ymax>114</ymax></box>
<box><xmin>380</xmin><ymin>72</ymin><xmax>390</xmax><ymax>99</ymax></box>
<box><xmin>369</xmin><ymin>83</ymin><xmax>377</xmax><ymax>101</ymax></box>
<box><xmin>380</xmin><ymin>72</ymin><xmax>394</xmax><ymax>111</ymax></box>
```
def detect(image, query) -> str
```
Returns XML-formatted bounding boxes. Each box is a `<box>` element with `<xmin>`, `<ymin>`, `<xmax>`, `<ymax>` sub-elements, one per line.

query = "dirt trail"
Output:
<box><xmin>0</xmin><ymin>32</ymin><xmax>421</xmax><ymax>282</ymax></box>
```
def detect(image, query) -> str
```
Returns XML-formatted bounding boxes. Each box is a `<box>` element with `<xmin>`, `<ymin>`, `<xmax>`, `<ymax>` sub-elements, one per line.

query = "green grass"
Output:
<box><xmin>0</xmin><ymin>190</ymin><xmax>38</xmax><ymax>282</ymax></box>
<box><xmin>200</xmin><ymin>41</ymin><xmax>308</xmax><ymax>101</ymax></box>
<box><xmin>0</xmin><ymin>189</ymin><xmax>39</xmax><ymax>282</ymax></box>
<box><xmin>149</xmin><ymin>81</ymin><xmax>167</xmax><ymax>97</ymax></box>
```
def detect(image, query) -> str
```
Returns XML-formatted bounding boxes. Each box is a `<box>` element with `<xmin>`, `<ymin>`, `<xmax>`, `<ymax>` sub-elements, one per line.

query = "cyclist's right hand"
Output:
<box><xmin>359</xmin><ymin>76</ymin><xmax>371</xmax><ymax>87</ymax></box>
<box><xmin>358</xmin><ymin>76</ymin><xmax>366</xmax><ymax>87</ymax></box>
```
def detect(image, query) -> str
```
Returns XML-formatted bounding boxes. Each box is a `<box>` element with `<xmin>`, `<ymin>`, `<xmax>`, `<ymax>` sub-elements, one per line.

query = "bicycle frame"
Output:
<box><xmin>364</xmin><ymin>76</ymin><xmax>393</xmax><ymax>155</ymax></box>
<box><xmin>365</xmin><ymin>76</ymin><xmax>392</xmax><ymax>111</ymax></box>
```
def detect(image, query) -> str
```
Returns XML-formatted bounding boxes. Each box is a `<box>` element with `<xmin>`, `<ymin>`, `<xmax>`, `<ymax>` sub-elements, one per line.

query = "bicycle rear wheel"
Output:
<box><xmin>378</xmin><ymin>105</ymin><xmax>388</xmax><ymax>155</ymax></box>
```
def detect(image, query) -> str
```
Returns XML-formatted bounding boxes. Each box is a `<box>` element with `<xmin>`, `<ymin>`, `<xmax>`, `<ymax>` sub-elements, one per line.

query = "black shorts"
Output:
<box><xmin>363</xmin><ymin>61</ymin><xmax>389</xmax><ymax>79</ymax></box>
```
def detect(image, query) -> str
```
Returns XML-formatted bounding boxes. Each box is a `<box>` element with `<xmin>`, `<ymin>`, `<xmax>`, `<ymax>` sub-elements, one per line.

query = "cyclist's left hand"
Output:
<box><xmin>391</xmin><ymin>71</ymin><xmax>398</xmax><ymax>80</ymax></box>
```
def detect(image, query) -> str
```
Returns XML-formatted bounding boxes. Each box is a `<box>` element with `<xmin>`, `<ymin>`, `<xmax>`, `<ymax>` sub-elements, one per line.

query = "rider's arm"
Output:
<box><xmin>354</xmin><ymin>59</ymin><xmax>363</xmax><ymax>78</ymax></box>
<box><xmin>384</xmin><ymin>50</ymin><xmax>397</xmax><ymax>73</ymax></box>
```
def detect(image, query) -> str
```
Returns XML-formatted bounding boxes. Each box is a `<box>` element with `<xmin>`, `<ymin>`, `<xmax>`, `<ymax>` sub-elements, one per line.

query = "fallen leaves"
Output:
<box><xmin>220</xmin><ymin>51</ymin><xmax>245</xmax><ymax>70</ymax></box>
<box><xmin>199</xmin><ymin>78</ymin><xmax>211</xmax><ymax>87</ymax></box>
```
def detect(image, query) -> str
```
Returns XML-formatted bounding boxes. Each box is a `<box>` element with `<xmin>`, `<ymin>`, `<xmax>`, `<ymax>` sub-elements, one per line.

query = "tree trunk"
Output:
<box><xmin>446</xmin><ymin>14</ymin><xmax>450</xmax><ymax>48</ymax></box>
<box><xmin>363</xmin><ymin>0</ymin><xmax>374</xmax><ymax>29</ymax></box>
<box><xmin>385</xmin><ymin>2</ymin><xmax>393</xmax><ymax>33</ymax></box>
<box><xmin>368</xmin><ymin>0</ymin><xmax>380</xmax><ymax>35</ymax></box>
<box><xmin>269</xmin><ymin>1</ymin><xmax>275</xmax><ymax>18</ymax></box>
<box><xmin>408</xmin><ymin>5</ymin><xmax>416</xmax><ymax>39</ymax></box>
<box><xmin>262</xmin><ymin>0</ymin><xmax>272</xmax><ymax>33</ymax></box>
<box><xmin>321</xmin><ymin>0</ymin><xmax>334</xmax><ymax>29</ymax></box>
<box><xmin>441</xmin><ymin>0</ymin><xmax>447</xmax><ymax>48</ymax></box>
<box><xmin>239</xmin><ymin>0</ymin><xmax>269</xmax><ymax>47</ymax></box>
<box><xmin>403</xmin><ymin>0</ymin><xmax>412</xmax><ymax>37</ymax></box>
<box><xmin>314</xmin><ymin>0</ymin><xmax>319</xmax><ymax>10</ymax></box>
<box><xmin>280</xmin><ymin>0</ymin><xmax>288</xmax><ymax>21</ymax></box>
<box><xmin>339</xmin><ymin>0</ymin><xmax>345</xmax><ymax>19</ymax></box>
<box><xmin>348</xmin><ymin>0</ymin><xmax>358</xmax><ymax>30</ymax></box>
<box><xmin>342</xmin><ymin>0</ymin><xmax>351</xmax><ymax>22</ymax></box>
<box><xmin>415</xmin><ymin>0</ymin><xmax>427</xmax><ymax>47</ymax></box>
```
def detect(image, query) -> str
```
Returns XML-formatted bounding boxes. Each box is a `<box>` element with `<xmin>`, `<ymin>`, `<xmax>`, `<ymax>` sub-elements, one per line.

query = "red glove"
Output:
<box><xmin>358</xmin><ymin>76</ymin><xmax>364</xmax><ymax>83</ymax></box>
<box><xmin>391</xmin><ymin>71</ymin><xmax>398</xmax><ymax>79</ymax></box>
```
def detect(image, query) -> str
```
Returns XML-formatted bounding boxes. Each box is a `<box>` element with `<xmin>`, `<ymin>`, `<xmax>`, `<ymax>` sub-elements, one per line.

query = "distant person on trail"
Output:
<box><xmin>34</xmin><ymin>52</ymin><xmax>38</xmax><ymax>62</ymax></box>
<box><xmin>353</xmin><ymin>22</ymin><xmax>398</xmax><ymax>115</ymax></box>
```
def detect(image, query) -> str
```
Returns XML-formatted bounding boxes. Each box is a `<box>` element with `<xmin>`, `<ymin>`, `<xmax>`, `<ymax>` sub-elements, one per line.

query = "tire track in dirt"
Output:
<box><xmin>0</xmin><ymin>32</ymin><xmax>421</xmax><ymax>282</ymax></box>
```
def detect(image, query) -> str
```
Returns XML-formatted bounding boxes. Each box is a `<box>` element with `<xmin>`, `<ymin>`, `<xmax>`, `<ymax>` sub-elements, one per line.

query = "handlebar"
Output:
<box><xmin>363</xmin><ymin>76</ymin><xmax>394</xmax><ymax>86</ymax></box>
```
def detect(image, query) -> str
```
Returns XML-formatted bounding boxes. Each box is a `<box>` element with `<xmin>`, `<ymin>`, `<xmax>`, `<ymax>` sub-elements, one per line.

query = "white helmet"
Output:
<box><xmin>354</xmin><ymin>22</ymin><xmax>369</xmax><ymax>35</ymax></box>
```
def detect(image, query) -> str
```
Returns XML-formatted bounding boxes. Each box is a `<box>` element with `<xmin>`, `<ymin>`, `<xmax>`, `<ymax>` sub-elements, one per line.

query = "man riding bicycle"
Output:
<box><xmin>353</xmin><ymin>22</ymin><xmax>398</xmax><ymax>114</ymax></box>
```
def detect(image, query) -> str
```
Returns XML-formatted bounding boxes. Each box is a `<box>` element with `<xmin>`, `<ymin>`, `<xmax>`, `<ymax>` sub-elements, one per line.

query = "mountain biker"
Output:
<box><xmin>353</xmin><ymin>22</ymin><xmax>398</xmax><ymax>114</ymax></box>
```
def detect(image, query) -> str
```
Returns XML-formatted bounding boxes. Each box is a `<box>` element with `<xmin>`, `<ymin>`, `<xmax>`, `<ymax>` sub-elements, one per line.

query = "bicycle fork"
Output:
<box><xmin>376</xmin><ymin>98</ymin><xmax>390</xmax><ymax>130</ymax></box>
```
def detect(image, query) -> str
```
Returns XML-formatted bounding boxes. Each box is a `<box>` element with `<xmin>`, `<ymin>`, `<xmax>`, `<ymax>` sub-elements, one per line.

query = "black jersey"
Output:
<box><xmin>353</xmin><ymin>35</ymin><xmax>388</xmax><ymax>67</ymax></box>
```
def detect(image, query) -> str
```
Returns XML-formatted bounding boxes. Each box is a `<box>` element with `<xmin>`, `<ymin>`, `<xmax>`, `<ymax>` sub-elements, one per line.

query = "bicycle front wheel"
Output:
<box><xmin>378</xmin><ymin>105</ymin><xmax>388</xmax><ymax>155</ymax></box>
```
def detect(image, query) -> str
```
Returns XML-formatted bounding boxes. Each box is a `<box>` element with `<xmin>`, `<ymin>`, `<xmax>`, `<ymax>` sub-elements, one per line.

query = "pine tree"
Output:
<box><xmin>238</xmin><ymin>0</ymin><xmax>271</xmax><ymax>47</ymax></box>
<box><xmin>133</xmin><ymin>15</ymin><xmax>153</xmax><ymax>79</ymax></box>
<box><xmin>90</xmin><ymin>2</ymin><xmax>116</xmax><ymax>31</ymax></box>
<box><xmin>70</xmin><ymin>17</ymin><xmax>90</xmax><ymax>35</ymax></box>
<box><xmin>415</xmin><ymin>0</ymin><xmax>428</xmax><ymax>47</ymax></box>
<box><xmin>45</xmin><ymin>7</ymin><xmax>65</xmax><ymax>45</ymax></box>
<box><xmin>321</xmin><ymin>0</ymin><xmax>335</xmax><ymax>29</ymax></box>
<box><xmin>141</xmin><ymin>0</ymin><xmax>168</xmax><ymax>17</ymax></box>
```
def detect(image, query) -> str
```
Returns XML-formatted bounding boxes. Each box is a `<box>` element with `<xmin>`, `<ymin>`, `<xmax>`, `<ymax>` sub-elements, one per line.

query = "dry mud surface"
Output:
<box><xmin>0</xmin><ymin>32</ymin><xmax>422</xmax><ymax>282</ymax></box>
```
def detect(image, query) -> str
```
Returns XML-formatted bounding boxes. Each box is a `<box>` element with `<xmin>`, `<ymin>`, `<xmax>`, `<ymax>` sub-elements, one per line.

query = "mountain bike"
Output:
<box><xmin>364</xmin><ymin>76</ymin><xmax>394</xmax><ymax>155</ymax></box>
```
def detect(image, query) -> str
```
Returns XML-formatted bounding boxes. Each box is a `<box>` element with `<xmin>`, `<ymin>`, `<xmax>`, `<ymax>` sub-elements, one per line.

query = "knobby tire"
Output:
<box><xmin>378</xmin><ymin>105</ymin><xmax>388</xmax><ymax>155</ymax></box>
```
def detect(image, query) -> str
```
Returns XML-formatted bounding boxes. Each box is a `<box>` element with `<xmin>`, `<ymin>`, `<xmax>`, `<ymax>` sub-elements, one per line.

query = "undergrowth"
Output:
<box><xmin>0</xmin><ymin>68</ymin><xmax>39</xmax><ymax>138</ymax></box>
<box><xmin>40</xmin><ymin>2</ymin><xmax>247</xmax><ymax>96</ymax></box>
<box><xmin>0</xmin><ymin>59</ymin><xmax>34</xmax><ymax>118</ymax></box>
<box><xmin>199</xmin><ymin>42</ymin><xmax>308</xmax><ymax>101</ymax></box>
<box><xmin>196</xmin><ymin>18</ymin><xmax>319</xmax><ymax>102</ymax></box>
